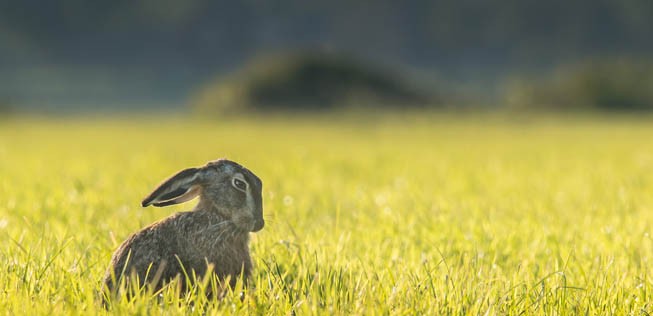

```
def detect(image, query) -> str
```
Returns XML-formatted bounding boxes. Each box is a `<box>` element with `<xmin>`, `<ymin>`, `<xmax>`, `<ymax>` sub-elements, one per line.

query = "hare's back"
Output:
<box><xmin>105</xmin><ymin>214</ymin><xmax>186</xmax><ymax>285</ymax></box>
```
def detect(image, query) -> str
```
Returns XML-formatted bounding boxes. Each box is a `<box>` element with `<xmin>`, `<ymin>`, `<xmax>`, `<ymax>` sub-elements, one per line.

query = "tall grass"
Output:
<box><xmin>1</xmin><ymin>114</ymin><xmax>653</xmax><ymax>314</ymax></box>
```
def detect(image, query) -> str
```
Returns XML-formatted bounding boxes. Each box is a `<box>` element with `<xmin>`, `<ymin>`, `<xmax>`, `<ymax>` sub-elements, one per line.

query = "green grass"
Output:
<box><xmin>1</xmin><ymin>114</ymin><xmax>653</xmax><ymax>314</ymax></box>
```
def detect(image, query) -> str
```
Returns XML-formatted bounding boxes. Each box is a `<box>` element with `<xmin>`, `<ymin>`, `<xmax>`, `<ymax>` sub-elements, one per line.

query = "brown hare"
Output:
<box><xmin>103</xmin><ymin>159</ymin><xmax>264</xmax><ymax>296</ymax></box>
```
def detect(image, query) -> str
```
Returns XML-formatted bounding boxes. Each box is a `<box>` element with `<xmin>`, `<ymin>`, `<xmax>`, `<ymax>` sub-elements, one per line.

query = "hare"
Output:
<box><xmin>103</xmin><ymin>159</ymin><xmax>264</xmax><ymax>296</ymax></box>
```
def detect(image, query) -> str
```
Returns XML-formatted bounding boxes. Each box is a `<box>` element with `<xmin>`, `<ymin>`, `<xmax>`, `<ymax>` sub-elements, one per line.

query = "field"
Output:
<box><xmin>1</xmin><ymin>114</ymin><xmax>653</xmax><ymax>314</ymax></box>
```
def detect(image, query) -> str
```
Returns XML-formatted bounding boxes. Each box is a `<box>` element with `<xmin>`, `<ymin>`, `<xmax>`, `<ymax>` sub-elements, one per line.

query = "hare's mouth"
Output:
<box><xmin>251</xmin><ymin>218</ymin><xmax>264</xmax><ymax>232</ymax></box>
<box><xmin>233</xmin><ymin>216</ymin><xmax>264</xmax><ymax>232</ymax></box>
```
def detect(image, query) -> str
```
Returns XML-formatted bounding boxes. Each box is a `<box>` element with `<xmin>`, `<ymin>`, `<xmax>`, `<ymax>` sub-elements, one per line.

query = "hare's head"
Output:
<box><xmin>141</xmin><ymin>159</ymin><xmax>264</xmax><ymax>232</ymax></box>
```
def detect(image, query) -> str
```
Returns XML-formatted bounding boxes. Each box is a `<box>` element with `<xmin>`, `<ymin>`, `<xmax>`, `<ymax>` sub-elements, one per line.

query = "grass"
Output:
<box><xmin>1</xmin><ymin>113</ymin><xmax>653</xmax><ymax>314</ymax></box>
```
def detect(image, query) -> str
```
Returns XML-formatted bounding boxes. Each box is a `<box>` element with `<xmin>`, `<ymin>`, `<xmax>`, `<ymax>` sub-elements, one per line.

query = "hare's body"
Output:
<box><xmin>103</xmin><ymin>210</ymin><xmax>252</xmax><ymax>291</ymax></box>
<box><xmin>103</xmin><ymin>159</ymin><xmax>263</xmax><ymax>295</ymax></box>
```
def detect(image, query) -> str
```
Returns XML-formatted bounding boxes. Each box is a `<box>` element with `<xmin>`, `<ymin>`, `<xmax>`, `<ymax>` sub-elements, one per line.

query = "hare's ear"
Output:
<box><xmin>141</xmin><ymin>168</ymin><xmax>203</xmax><ymax>207</ymax></box>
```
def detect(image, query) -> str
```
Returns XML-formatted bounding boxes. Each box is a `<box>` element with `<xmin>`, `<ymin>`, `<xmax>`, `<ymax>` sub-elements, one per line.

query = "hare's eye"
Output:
<box><xmin>232</xmin><ymin>178</ymin><xmax>247</xmax><ymax>191</ymax></box>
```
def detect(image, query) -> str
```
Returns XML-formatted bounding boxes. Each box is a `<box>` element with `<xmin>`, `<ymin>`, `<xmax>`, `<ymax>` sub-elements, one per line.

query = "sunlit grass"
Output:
<box><xmin>1</xmin><ymin>113</ymin><xmax>653</xmax><ymax>314</ymax></box>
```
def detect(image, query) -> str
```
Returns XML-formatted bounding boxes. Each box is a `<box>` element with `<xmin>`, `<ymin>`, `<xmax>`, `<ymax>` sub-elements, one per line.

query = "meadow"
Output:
<box><xmin>1</xmin><ymin>113</ymin><xmax>653</xmax><ymax>314</ymax></box>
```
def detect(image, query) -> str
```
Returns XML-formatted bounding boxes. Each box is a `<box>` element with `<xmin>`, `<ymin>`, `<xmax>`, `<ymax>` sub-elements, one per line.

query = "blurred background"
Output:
<box><xmin>1</xmin><ymin>0</ymin><xmax>652</xmax><ymax>116</ymax></box>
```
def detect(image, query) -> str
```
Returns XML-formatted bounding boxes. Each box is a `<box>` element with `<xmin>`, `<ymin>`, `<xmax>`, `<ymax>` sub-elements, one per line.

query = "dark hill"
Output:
<box><xmin>192</xmin><ymin>53</ymin><xmax>433</xmax><ymax>113</ymax></box>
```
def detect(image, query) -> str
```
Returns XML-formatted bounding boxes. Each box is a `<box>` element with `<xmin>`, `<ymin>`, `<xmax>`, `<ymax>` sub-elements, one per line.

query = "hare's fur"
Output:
<box><xmin>103</xmin><ymin>159</ymin><xmax>263</xmax><ymax>295</ymax></box>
